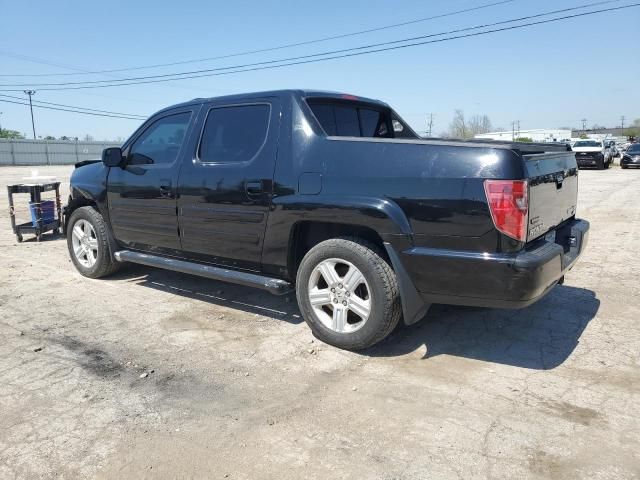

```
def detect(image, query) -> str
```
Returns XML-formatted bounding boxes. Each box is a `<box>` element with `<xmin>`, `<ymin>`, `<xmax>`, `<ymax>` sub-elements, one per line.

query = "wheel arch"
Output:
<box><xmin>65</xmin><ymin>194</ymin><xmax>119</xmax><ymax>264</ymax></box>
<box><xmin>288</xmin><ymin>221</ymin><xmax>388</xmax><ymax>278</ymax></box>
<box><xmin>63</xmin><ymin>187</ymin><xmax>98</xmax><ymax>234</ymax></box>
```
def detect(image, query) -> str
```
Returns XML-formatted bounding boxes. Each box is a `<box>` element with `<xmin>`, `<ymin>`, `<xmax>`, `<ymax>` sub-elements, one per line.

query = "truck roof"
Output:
<box><xmin>153</xmin><ymin>89</ymin><xmax>388</xmax><ymax>117</ymax></box>
<box><xmin>149</xmin><ymin>89</ymin><xmax>570</xmax><ymax>154</ymax></box>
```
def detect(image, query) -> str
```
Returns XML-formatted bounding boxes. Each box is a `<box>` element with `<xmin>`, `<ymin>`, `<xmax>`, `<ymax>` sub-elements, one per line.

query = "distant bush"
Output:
<box><xmin>0</xmin><ymin>129</ymin><xmax>25</xmax><ymax>139</ymax></box>
<box><xmin>514</xmin><ymin>137</ymin><xmax>533</xmax><ymax>143</ymax></box>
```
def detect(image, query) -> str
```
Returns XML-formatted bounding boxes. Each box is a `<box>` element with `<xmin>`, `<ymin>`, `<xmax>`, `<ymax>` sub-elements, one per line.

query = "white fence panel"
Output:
<box><xmin>0</xmin><ymin>139</ymin><xmax>120</xmax><ymax>165</ymax></box>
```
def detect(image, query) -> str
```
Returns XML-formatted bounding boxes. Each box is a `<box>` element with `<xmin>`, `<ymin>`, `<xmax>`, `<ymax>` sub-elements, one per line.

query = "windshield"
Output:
<box><xmin>627</xmin><ymin>144</ymin><xmax>640</xmax><ymax>154</ymax></box>
<box><xmin>574</xmin><ymin>141</ymin><xmax>602</xmax><ymax>148</ymax></box>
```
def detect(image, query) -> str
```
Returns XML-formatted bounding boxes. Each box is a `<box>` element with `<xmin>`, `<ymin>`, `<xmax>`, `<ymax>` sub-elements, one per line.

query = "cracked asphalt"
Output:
<box><xmin>0</xmin><ymin>165</ymin><xmax>638</xmax><ymax>479</ymax></box>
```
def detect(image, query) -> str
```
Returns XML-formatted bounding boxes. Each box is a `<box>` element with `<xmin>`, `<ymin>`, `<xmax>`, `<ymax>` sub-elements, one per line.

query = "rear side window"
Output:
<box><xmin>307</xmin><ymin>101</ymin><xmax>390</xmax><ymax>138</ymax></box>
<box><xmin>198</xmin><ymin>104</ymin><xmax>270</xmax><ymax>163</ymax></box>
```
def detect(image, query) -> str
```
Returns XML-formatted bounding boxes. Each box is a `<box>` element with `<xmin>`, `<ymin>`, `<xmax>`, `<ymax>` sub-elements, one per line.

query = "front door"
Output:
<box><xmin>177</xmin><ymin>99</ymin><xmax>280</xmax><ymax>271</ymax></box>
<box><xmin>107</xmin><ymin>108</ymin><xmax>197</xmax><ymax>253</ymax></box>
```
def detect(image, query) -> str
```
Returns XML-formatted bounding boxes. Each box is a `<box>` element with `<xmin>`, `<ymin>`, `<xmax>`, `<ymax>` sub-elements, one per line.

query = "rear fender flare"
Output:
<box><xmin>278</xmin><ymin>195</ymin><xmax>413</xmax><ymax>236</ymax></box>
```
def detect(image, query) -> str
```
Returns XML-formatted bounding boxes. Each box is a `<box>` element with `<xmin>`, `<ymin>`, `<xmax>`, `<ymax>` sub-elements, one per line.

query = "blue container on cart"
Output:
<box><xmin>29</xmin><ymin>200</ymin><xmax>56</xmax><ymax>226</ymax></box>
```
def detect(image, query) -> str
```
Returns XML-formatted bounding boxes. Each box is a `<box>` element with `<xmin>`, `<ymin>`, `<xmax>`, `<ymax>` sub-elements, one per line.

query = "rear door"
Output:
<box><xmin>177</xmin><ymin>98</ymin><xmax>280</xmax><ymax>271</ymax></box>
<box><xmin>525</xmin><ymin>151</ymin><xmax>579</xmax><ymax>242</ymax></box>
<box><xmin>107</xmin><ymin>107</ymin><xmax>198</xmax><ymax>252</ymax></box>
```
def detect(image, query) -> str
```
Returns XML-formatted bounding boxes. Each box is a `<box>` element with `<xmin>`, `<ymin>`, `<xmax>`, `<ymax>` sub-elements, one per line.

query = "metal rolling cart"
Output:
<box><xmin>7</xmin><ymin>181</ymin><xmax>62</xmax><ymax>242</ymax></box>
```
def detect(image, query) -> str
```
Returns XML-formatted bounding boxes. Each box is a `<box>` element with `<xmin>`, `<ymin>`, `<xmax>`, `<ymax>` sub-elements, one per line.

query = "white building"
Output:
<box><xmin>475</xmin><ymin>129</ymin><xmax>572</xmax><ymax>143</ymax></box>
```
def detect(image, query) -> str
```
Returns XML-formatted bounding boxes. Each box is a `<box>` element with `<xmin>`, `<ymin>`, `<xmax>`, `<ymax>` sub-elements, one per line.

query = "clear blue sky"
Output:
<box><xmin>0</xmin><ymin>0</ymin><xmax>638</xmax><ymax>140</ymax></box>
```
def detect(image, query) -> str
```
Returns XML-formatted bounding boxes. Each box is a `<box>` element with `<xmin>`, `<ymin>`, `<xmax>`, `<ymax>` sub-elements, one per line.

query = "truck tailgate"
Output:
<box><xmin>525</xmin><ymin>152</ymin><xmax>578</xmax><ymax>242</ymax></box>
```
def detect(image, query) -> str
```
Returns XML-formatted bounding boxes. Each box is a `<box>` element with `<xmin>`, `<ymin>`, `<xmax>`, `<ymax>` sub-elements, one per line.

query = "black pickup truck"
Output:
<box><xmin>65</xmin><ymin>90</ymin><xmax>589</xmax><ymax>350</ymax></box>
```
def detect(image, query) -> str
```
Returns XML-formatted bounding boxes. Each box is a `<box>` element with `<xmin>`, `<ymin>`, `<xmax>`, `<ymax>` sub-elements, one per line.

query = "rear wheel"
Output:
<box><xmin>296</xmin><ymin>237</ymin><xmax>402</xmax><ymax>350</ymax></box>
<box><xmin>67</xmin><ymin>206</ymin><xmax>120</xmax><ymax>278</ymax></box>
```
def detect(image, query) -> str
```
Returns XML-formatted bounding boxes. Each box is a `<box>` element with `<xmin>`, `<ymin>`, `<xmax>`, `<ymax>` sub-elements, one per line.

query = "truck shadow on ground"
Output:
<box><xmin>106</xmin><ymin>264</ymin><xmax>304</xmax><ymax>325</ymax></box>
<box><xmin>366</xmin><ymin>285</ymin><xmax>600</xmax><ymax>370</ymax></box>
<box><xmin>108</xmin><ymin>266</ymin><xmax>598</xmax><ymax>370</ymax></box>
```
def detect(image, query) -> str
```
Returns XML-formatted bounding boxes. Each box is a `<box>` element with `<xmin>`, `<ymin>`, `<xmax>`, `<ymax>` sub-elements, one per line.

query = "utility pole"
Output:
<box><xmin>581</xmin><ymin>118</ymin><xmax>587</xmax><ymax>132</ymax></box>
<box><xmin>427</xmin><ymin>113</ymin><xmax>434</xmax><ymax>137</ymax></box>
<box><xmin>0</xmin><ymin>111</ymin><xmax>3</xmax><ymax>133</ymax></box>
<box><xmin>24</xmin><ymin>90</ymin><xmax>37</xmax><ymax>139</ymax></box>
<box><xmin>511</xmin><ymin>121</ymin><xmax>516</xmax><ymax>141</ymax></box>
<box><xmin>516</xmin><ymin>120</ymin><xmax>521</xmax><ymax>139</ymax></box>
<box><xmin>620</xmin><ymin>115</ymin><xmax>625</xmax><ymax>137</ymax></box>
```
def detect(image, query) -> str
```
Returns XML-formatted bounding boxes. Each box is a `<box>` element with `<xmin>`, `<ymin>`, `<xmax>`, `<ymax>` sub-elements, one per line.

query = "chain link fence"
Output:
<box><xmin>0</xmin><ymin>139</ymin><xmax>120</xmax><ymax>166</ymax></box>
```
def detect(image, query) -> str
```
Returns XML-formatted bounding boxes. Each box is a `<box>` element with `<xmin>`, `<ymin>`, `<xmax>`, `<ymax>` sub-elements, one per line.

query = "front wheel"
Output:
<box><xmin>67</xmin><ymin>206</ymin><xmax>120</xmax><ymax>278</ymax></box>
<box><xmin>296</xmin><ymin>237</ymin><xmax>402</xmax><ymax>350</ymax></box>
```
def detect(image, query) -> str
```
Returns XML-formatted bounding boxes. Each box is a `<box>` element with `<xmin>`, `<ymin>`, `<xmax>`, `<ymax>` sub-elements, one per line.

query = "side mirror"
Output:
<box><xmin>102</xmin><ymin>147</ymin><xmax>124</xmax><ymax>167</ymax></box>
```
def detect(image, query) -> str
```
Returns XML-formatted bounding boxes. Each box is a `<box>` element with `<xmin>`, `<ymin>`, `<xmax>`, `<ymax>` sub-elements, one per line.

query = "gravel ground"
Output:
<box><xmin>0</xmin><ymin>165</ymin><xmax>638</xmax><ymax>479</ymax></box>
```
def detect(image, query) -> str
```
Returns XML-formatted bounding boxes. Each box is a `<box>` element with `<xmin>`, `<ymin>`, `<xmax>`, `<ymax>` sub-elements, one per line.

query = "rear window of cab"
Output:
<box><xmin>306</xmin><ymin>99</ymin><xmax>416</xmax><ymax>139</ymax></box>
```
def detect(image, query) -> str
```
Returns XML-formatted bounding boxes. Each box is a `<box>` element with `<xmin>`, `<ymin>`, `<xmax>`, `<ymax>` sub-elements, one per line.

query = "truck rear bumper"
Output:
<box><xmin>401</xmin><ymin>219</ymin><xmax>589</xmax><ymax>309</ymax></box>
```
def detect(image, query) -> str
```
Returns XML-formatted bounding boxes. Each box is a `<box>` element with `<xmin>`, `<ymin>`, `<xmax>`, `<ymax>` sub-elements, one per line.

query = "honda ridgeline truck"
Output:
<box><xmin>65</xmin><ymin>90</ymin><xmax>589</xmax><ymax>350</ymax></box>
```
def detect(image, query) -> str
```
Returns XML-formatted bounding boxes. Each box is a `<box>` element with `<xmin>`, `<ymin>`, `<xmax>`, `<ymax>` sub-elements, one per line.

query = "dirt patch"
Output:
<box><xmin>53</xmin><ymin>336</ymin><xmax>124</xmax><ymax>378</ymax></box>
<box><xmin>541</xmin><ymin>400</ymin><xmax>603</xmax><ymax>427</ymax></box>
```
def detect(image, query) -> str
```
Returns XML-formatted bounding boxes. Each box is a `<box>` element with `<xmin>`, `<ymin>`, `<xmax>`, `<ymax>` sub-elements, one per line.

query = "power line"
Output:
<box><xmin>0</xmin><ymin>98</ymin><xmax>145</xmax><ymax>120</ymax></box>
<box><xmin>0</xmin><ymin>1</ymin><xmax>624</xmax><ymax>89</ymax></box>
<box><xmin>0</xmin><ymin>0</ymin><xmax>519</xmax><ymax>78</ymax></box>
<box><xmin>0</xmin><ymin>2</ymin><xmax>634</xmax><ymax>92</ymax></box>
<box><xmin>0</xmin><ymin>94</ymin><xmax>147</xmax><ymax>118</ymax></box>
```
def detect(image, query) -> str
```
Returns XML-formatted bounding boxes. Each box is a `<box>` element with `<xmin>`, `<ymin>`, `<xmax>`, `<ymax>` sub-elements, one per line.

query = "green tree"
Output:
<box><xmin>625</xmin><ymin>119</ymin><xmax>640</xmax><ymax>139</ymax></box>
<box><xmin>0</xmin><ymin>129</ymin><xmax>25</xmax><ymax>139</ymax></box>
<box><xmin>515</xmin><ymin>137</ymin><xmax>533</xmax><ymax>143</ymax></box>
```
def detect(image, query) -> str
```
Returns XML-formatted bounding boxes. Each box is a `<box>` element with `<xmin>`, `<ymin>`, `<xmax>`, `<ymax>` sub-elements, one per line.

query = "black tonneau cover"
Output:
<box><xmin>429</xmin><ymin>137</ymin><xmax>572</xmax><ymax>154</ymax></box>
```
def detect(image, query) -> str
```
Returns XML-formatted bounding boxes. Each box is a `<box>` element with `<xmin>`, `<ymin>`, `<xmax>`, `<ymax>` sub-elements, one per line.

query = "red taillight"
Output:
<box><xmin>484</xmin><ymin>179</ymin><xmax>529</xmax><ymax>242</ymax></box>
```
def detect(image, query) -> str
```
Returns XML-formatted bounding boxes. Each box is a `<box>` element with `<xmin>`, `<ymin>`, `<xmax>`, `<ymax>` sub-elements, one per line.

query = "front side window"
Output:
<box><xmin>130</xmin><ymin>112</ymin><xmax>191</xmax><ymax>165</ymax></box>
<box><xmin>198</xmin><ymin>104</ymin><xmax>270</xmax><ymax>163</ymax></box>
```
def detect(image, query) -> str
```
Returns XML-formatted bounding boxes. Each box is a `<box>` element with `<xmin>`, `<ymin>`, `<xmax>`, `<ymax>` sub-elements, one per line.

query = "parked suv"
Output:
<box><xmin>621</xmin><ymin>143</ymin><xmax>640</xmax><ymax>168</ymax></box>
<box><xmin>573</xmin><ymin>139</ymin><xmax>612</xmax><ymax>169</ymax></box>
<box><xmin>64</xmin><ymin>90</ymin><xmax>589</xmax><ymax>350</ymax></box>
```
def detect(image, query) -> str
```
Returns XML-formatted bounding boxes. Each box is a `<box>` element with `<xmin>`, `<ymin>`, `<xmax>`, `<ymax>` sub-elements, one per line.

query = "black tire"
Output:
<box><xmin>296</xmin><ymin>237</ymin><xmax>402</xmax><ymax>350</ymax></box>
<box><xmin>597</xmin><ymin>157</ymin><xmax>605</xmax><ymax>170</ymax></box>
<box><xmin>67</xmin><ymin>206</ymin><xmax>120</xmax><ymax>278</ymax></box>
<box><xmin>621</xmin><ymin>164</ymin><xmax>628</xmax><ymax>169</ymax></box>
<box><xmin>16</xmin><ymin>233</ymin><xmax>23</xmax><ymax>243</ymax></box>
